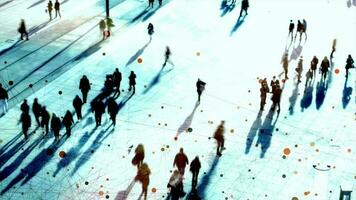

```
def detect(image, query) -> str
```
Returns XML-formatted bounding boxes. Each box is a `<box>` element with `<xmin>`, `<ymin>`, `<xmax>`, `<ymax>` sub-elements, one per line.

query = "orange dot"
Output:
<box><xmin>334</xmin><ymin>68</ymin><xmax>340</xmax><ymax>74</ymax></box>
<box><xmin>59</xmin><ymin>151</ymin><xmax>66</xmax><ymax>158</ymax></box>
<box><xmin>283</xmin><ymin>148</ymin><xmax>291</xmax><ymax>155</ymax></box>
<box><xmin>304</xmin><ymin>191</ymin><xmax>310</xmax><ymax>196</ymax></box>
<box><xmin>137</xmin><ymin>58</ymin><xmax>143</xmax><ymax>63</ymax></box>
<box><xmin>151</xmin><ymin>187</ymin><xmax>157</xmax><ymax>193</ymax></box>
<box><xmin>99</xmin><ymin>191</ymin><xmax>104</xmax><ymax>196</ymax></box>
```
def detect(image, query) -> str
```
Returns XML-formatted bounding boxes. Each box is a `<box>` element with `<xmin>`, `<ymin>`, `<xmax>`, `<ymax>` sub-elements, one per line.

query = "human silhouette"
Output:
<box><xmin>330</xmin><ymin>39</ymin><xmax>337</xmax><ymax>59</ymax></box>
<box><xmin>62</xmin><ymin>110</ymin><xmax>74</xmax><ymax>137</ymax></box>
<box><xmin>54</xmin><ymin>0</ymin><xmax>61</xmax><ymax>18</ymax></box>
<box><xmin>214</xmin><ymin>121</ymin><xmax>225</xmax><ymax>156</ymax></box>
<box><xmin>135</xmin><ymin>163</ymin><xmax>151</xmax><ymax>200</ymax></box>
<box><xmin>239</xmin><ymin>0</ymin><xmax>249</xmax><ymax>17</ymax></box>
<box><xmin>32</xmin><ymin>98</ymin><xmax>42</xmax><ymax>127</ymax></box>
<box><xmin>19</xmin><ymin>112</ymin><xmax>31</xmax><ymax>140</ymax></box>
<box><xmin>132</xmin><ymin>144</ymin><xmax>145</xmax><ymax>169</ymax></box>
<box><xmin>107</xmin><ymin>97</ymin><xmax>118</xmax><ymax>126</ymax></box>
<box><xmin>320</xmin><ymin>56</ymin><xmax>330</xmax><ymax>81</ymax></box>
<box><xmin>260</xmin><ymin>78</ymin><xmax>269</xmax><ymax>111</ymax></box>
<box><xmin>72</xmin><ymin>95</ymin><xmax>83</xmax><ymax>120</ymax></box>
<box><xmin>196</xmin><ymin>78</ymin><xmax>206</xmax><ymax>102</ymax></box>
<box><xmin>47</xmin><ymin>0</ymin><xmax>53</xmax><ymax>20</ymax></box>
<box><xmin>302</xmin><ymin>19</ymin><xmax>307</xmax><ymax>41</ymax></box>
<box><xmin>0</xmin><ymin>84</ymin><xmax>9</xmax><ymax>115</ymax></box>
<box><xmin>158</xmin><ymin>0</ymin><xmax>162</xmax><ymax>6</ymax></box>
<box><xmin>79</xmin><ymin>75</ymin><xmax>91</xmax><ymax>103</ymax></box>
<box><xmin>167</xmin><ymin>169</ymin><xmax>184</xmax><ymax>200</ymax></box>
<box><xmin>20</xmin><ymin>99</ymin><xmax>30</xmax><ymax>114</ymax></box>
<box><xmin>282</xmin><ymin>53</ymin><xmax>289</xmax><ymax>80</ymax></box>
<box><xmin>270</xmin><ymin>76</ymin><xmax>277</xmax><ymax>94</ymax></box>
<box><xmin>345</xmin><ymin>55</ymin><xmax>354</xmax><ymax>78</ymax></box>
<box><xmin>106</xmin><ymin>17</ymin><xmax>114</xmax><ymax>37</ymax></box>
<box><xmin>112</xmin><ymin>68</ymin><xmax>122</xmax><ymax>98</ymax></box>
<box><xmin>41</xmin><ymin>106</ymin><xmax>50</xmax><ymax>135</ymax></box>
<box><xmin>18</xmin><ymin>19</ymin><xmax>29</xmax><ymax>40</ymax></box>
<box><xmin>271</xmin><ymin>84</ymin><xmax>282</xmax><ymax>113</ymax></box>
<box><xmin>310</xmin><ymin>56</ymin><xmax>318</xmax><ymax>78</ymax></box>
<box><xmin>92</xmin><ymin>99</ymin><xmax>105</xmax><ymax>126</ymax></box>
<box><xmin>99</xmin><ymin>19</ymin><xmax>106</xmax><ymax>40</ymax></box>
<box><xmin>288</xmin><ymin>20</ymin><xmax>294</xmax><ymax>41</ymax></box>
<box><xmin>163</xmin><ymin>46</ymin><xmax>174</xmax><ymax>67</ymax></box>
<box><xmin>147</xmin><ymin>23</ymin><xmax>154</xmax><ymax>41</ymax></box>
<box><xmin>51</xmin><ymin>113</ymin><xmax>61</xmax><ymax>141</ymax></box>
<box><xmin>104</xmin><ymin>74</ymin><xmax>114</xmax><ymax>94</ymax></box>
<box><xmin>128</xmin><ymin>71</ymin><xmax>136</xmax><ymax>93</ymax></box>
<box><xmin>189</xmin><ymin>156</ymin><xmax>201</xmax><ymax>189</ymax></box>
<box><xmin>295</xmin><ymin>57</ymin><xmax>303</xmax><ymax>83</ymax></box>
<box><xmin>305</xmin><ymin>68</ymin><xmax>313</xmax><ymax>87</ymax></box>
<box><xmin>173</xmin><ymin>148</ymin><xmax>189</xmax><ymax>175</ymax></box>
<box><xmin>294</xmin><ymin>20</ymin><xmax>303</xmax><ymax>42</ymax></box>
<box><xmin>148</xmin><ymin>0</ymin><xmax>154</xmax><ymax>8</ymax></box>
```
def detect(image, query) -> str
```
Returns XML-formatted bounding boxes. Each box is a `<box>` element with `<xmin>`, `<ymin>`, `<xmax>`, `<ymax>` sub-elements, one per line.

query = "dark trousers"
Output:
<box><xmin>65</xmin><ymin>126</ymin><xmax>71</xmax><ymax>137</ymax></box>
<box><xmin>192</xmin><ymin>171</ymin><xmax>199</xmax><ymax>188</ymax></box>
<box><xmin>20</xmin><ymin>32</ymin><xmax>28</xmax><ymax>40</ymax></box>
<box><xmin>55</xmin><ymin>9</ymin><xmax>61</xmax><ymax>18</ymax></box>
<box><xmin>82</xmin><ymin>91</ymin><xmax>88</xmax><ymax>103</ymax></box>
<box><xmin>75</xmin><ymin>108</ymin><xmax>82</xmax><ymax>120</ymax></box>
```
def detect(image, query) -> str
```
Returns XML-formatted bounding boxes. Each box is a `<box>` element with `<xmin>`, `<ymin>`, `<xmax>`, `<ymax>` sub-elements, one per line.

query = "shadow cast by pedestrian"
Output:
<box><xmin>289</xmin><ymin>44</ymin><xmax>303</xmax><ymax>61</ymax></box>
<box><xmin>288</xmin><ymin>82</ymin><xmax>300</xmax><ymax>115</ymax></box>
<box><xmin>70</xmin><ymin>124</ymin><xmax>113</xmax><ymax>175</ymax></box>
<box><xmin>342</xmin><ymin>77</ymin><xmax>352</xmax><ymax>109</ymax></box>
<box><xmin>27</xmin><ymin>0</ymin><xmax>46</xmax><ymax>9</ymax></box>
<box><xmin>186</xmin><ymin>157</ymin><xmax>220</xmax><ymax>200</ymax></box>
<box><xmin>53</xmin><ymin>127</ymin><xmax>98</xmax><ymax>177</ymax></box>
<box><xmin>118</xmin><ymin>92</ymin><xmax>135</xmax><ymax>111</ymax></box>
<box><xmin>0</xmin><ymin>135</ymin><xmax>68</xmax><ymax>194</ymax></box>
<box><xmin>0</xmin><ymin>133</ymin><xmax>22</xmax><ymax>156</ymax></box>
<box><xmin>0</xmin><ymin>0</ymin><xmax>13</xmax><ymax>8</ymax></box>
<box><xmin>220</xmin><ymin>0</ymin><xmax>236</xmax><ymax>17</ymax></box>
<box><xmin>142</xmin><ymin>67</ymin><xmax>173</xmax><ymax>94</ymax></box>
<box><xmin>245</xmin><ymin>111</ymin><xmax>263</xmax><ymax>154</ymax></box>
<box><xmin>114</xmin><ymin>178</ymin><xmax>137</xmax><ymax>200</ymax></box>
<box><xmin>315</xmin><ymin>79</ymin><xmax>328</xmax><ymax>110</ymax></box>
<box><xmin>256</xmin><ymin>109</ymin><xmax>278</xmax><ymax>158</ymax></box>
<box><xmin>230</xmin><ymin>15</ymin><xmax>246</xmax><ymax>35</ymax></box>
<box><xmin>300</xmin><ymin>81</ymin><xmax>314</xmax><ymax>111</ymax></box>
<box><xmin>175</xmin><ymin>101</ymin><xmax>200</xmax><ymax>138</ymax></box>
<box><xmin>126</xmin><ymin>41</ymin><xmax>151</xmax><ymax>67</ymax></box>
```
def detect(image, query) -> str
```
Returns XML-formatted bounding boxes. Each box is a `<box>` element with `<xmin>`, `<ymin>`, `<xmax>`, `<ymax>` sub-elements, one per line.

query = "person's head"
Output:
<box><xmin>179</xmin><ymin>148</ymin><xmax>184</xmax><ymax>153</ymax></box>
<box><xmin>24</xmin><ymin>99</ymin><xmax>27</xmax><ymax>103</ymax></box>
<box><xmin>66</xmin><ymin>110</ymin><xmax>71</xmax><ymax>114</ymax></box>
<box><xmin>195</xmin><ymin>156</ymin><xmax>199</xmax><ymax>160</ymax></box>
<box><xmin>34</xmin><ymin>98</ymin><xmax>38</xmax><ymax>102</ymax></box>
<box><xmin>221</xmin><ymin>120</ymin><xmax>225</xmax><ymax>125</ymax></box>
<box><xmin>273</xmin><ymin>76</ymin><xmax>276</xmax><ymax>79</ymax></box>
<box><xmin>115</xmin><ymin>68</ymin><xmax>119</xmax><ymax>71</ymax></box>
<box><xmin>290</xmin><ymin>20</ymin><xmax>292</xmax><ymax>23</ymax></box>
<box><xmin>348</xmin><ymin>54</ymin><xmax>352</xmax><ymax>58</ymax></box>
<box><xmin>83</xmin><ymin>75</ymin><xmax>87</xmax><ymax>79</ymax></box>
<box><xmin>324</xmin><ymin>56</ymin><xmax>328</xmax><ymax>60</ymax></box>
<box><xmin>173</xmin><ymin>170</ymin><xmax>180</xmax><ymax>176</ymax></box>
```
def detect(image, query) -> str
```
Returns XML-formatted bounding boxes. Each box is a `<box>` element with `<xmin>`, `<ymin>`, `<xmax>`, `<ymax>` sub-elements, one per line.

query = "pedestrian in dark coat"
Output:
<box><xmin>79</xmin><ymin>75</ymin><xmax>91</xmax><ymax>103</ymax></box>
<box><xmin>239</xmin><ymin>0</ymin><xmax>249</xmax><ymax>17</ymax></box>
<box><xmin>158</xmin><ymin>0</ymin><xmax>162</xmax><ymax>6</ymax></box>
<box><xmin>19</xmin><ymin>112</ymin><xmax>31</xmax><ymax>140</ymax></box>
<box><xmin>54</xmin><ymin>0</ymin><xmax>61</xmax><ymax>18</ymax></box>
<box><xmin>20</xmin><ymin>99</ymin><xmax>30</xmax><ymax>114</ymax></box>
<box><xmin>260</xmin><ymin>80</ymin><xmax>269</xmax><ymax>111</ymax></box>
<box><xmin>320</xmin><ymin>56</ymin><xmax>330</xmax><ymax>81</ymax></box>
<box><xmin>282</xmin><ymin>53</ymin><xmax>289</xmax><ymax>80</ymax></box>
<box><xmin>310</xmin><ymin>56</ymin><xmax>318</xmax><ymax>78</ymax></box>
<box><xmin>214</xmin><ymin>121</ymin><xmax>225</xmax><ymax>156</ymax></box>
<box><xmin>132</xmin><ymin>144</ymin><xmax>145</xmax><ymax>169</ymax></box>
<box><xmin>294</xmin><ymin>20</ymin><xmax>303</xmax><ymax>42</ymax></box>
<box><xmin>0</xmin><ymin>84</ymin><xmax>9</xmax><ymax>115</ymax></box>
<box><xmin>51</xmin><ymin>113</ymin><xmax>61</xmax><ymax>141</ymax></box>
<box><xmin>92</xmin><ymin>99</ymin><xmax>105</xmax><ymax>126</ymax></box>
<box><xmin>107</xmin><ymin>97</ymin><xmax>118</xmax><ymax>126</ymax></box>
<box><xmin>41</xmin><ymin>106</ymin><xmax>50</xmax><ymax>134</ymax></box>
<box><xmin>163</xmin><ymin>46</ymin><xmax>174</xmax><ymax>67</ymax></box>
<box><xmin>295</xmin><ymin>57</ymin><xmax>303</xmax><ymax>83</ymax></box>
<box><xmin>147</xmin><ymin>23</ymin><xmax>154</xmax><ymax>40</ymax></box>
<box><xmin>47</xmin><ymin>0</ymin><xmax>53</xmax><ymax>20</ymax></box>
<box><xmin>271</xmin><ymin>84</ymin><xmax>282</xmax><ymax>113</ymax></box>
<box><xmin>32</xmin><ymin>98</ymin><xmax>42</xmax><ymax>126</ymax></box>
<box><xmin>173</xmin><ymin>148</ymin><xmax>189</xmax><ymax>175</ymax></box>
<box><xmin>190</xmin><ymin>156</ymin><xmax>201</xmax><ymax>189</ymax></box>
<box><xmin>112</xmin><ymin>68</ymin><xmax>122</xmax><ymax>98</ymax></box>
<box><xmin>73</xmin><ymin>95</ymin><xmax>83</xmax><ymax>120</ymax></box>
<box><xmin>196</xmin><ymin>79</ymin><xmax>206</xmax><ymax>102</ymax></box>
<box><xmin>62</xmin><ymin>110</ymin><xmax>74</xmax><ymax>137</ymax></box>
<box><xmin>18</xmin><ymin>19</ymin><xmax>29</xmax><ymax>40</ymax></box>
<box><xmin>288</xmin><ymin>20</ymin><xmax>294</xmax><ymax>41</ymax></box>
<box><xmin>345</xmin><ymin>54</ymin><xmax>354</xmax><ymax>78</ymax></box>
<box><xmin>128</xmin><ymin>71</ymin><xmax>136</xmax><ymax>93</ymax></box>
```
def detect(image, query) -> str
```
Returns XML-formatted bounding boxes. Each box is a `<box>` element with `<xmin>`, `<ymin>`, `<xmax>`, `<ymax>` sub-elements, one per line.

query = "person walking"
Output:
<box><xmin>196</xmin><ymin>79</ymin><xmax>206</xmax><ymax>102</ymax></box>
<box><xmin>92</xmin><ymin>99</ymin><xmax>105</xmax><ymax>126</ymax></box>
<box><xmin>147</xmin><ymin>23</ymin><xmax>154</xmax><ymax>41</ymax></box>
<box><xmin>282</xmin><ymin>53</ymin><xmax>289</xmax><ymax>80</ymax></box>
<box><xmin>19</xmin><ymin>112</ymin><xmax>31</xmax><ymax>140</ymax></box>
<box><xmin>167</xmin><ymin>170</ymin><xmax>184</xmax><ymax>200</ymax></box>
<box><xmin>310</xmin><ymin>56</ymin><xmax>318</xmax><ymax>78</ymax></box>
<box><xmin>112</xmin><ymin>68</ymin><xmax>122</xmax><ymax>98</ymax></box>
<box><xmin>214</xmin><ymin>121</ymin><xmax>225</xmax><ymax>156</ymax></box>
<box><xmin>132</xmin><ymin>144</ymin><xmax>145</xmax><ymax>170</ymax></box>
<box><xmin>173</xmin><ymin>148</ymin><xmax>189</xmax><ymax>175</ymax></box>
<box><xmin>54</xmin><ymin>0</ymin><xmax>61</xmax><ymax>18</ymax></box>
<box><xmin>189</xmin><ymin>156</ymin><xmax>201</xmax><ymax>190</ymax></box>
<box><xmin>0</xmin><ymin>84</ymin><xmax>9</xmax><ymax>115</ymax></box>
<box><xmin>32</xmin><ymin>98</ymin><xmax>42</xmax><ymax>127</ymax></box>
<box><xmin>294</xmin><ymin>20</ymin><xmax>303</xmax><ymax>42</ymax></box>
<box><xmin>158</xmin><ymin>0</ymin><xmax>162</xmax><ymax>6</ymax></box>
<box><xmin>41</xmin><ymin>106</ymin><xmax>50</xmax><ymax>135</ymax></box>
<box><xmin>20</xmin><ymin>99</ymin><xmax>30</xmax><ymax>114</ymax></box>
<box><xmin>330</xmin><ymin>39</ymin><xmax>337</xmax><ymax>59</ymax></box>
<box><xmin>135</xmin><ymin>163</ymin><xmax>151</xmax><ymax>200</ymax></box>
<box><xmin>260</xmin><ymin>79</ymin><xmax>269</xmax><ymax>111</ymax></box>
<box><xmin>163</xmin><ymin>46</ymin><xmax>174</xmax><ymax>67</ymax></box>
<box><xmin>107</xmin><ymin>97</ymin><xmax>118</xmax><ymax>126</ymax></box>
<box><xmin>239</xmin><ymin>0</ymin><xmax>249</xmax><ymax>17</ymax></box>
<box><xmin>99</xmin><ymin>19</ymin><xmax>106</xmax><ymax>40</ymax></box>
<box><xmin>288</xmin><ymin>20</ymin><xmax>294</xmax><ymax>41</ymax></box>
<box><xmin>295</xmin><ymin>57</ymin><xmax>303</xmax><ymax>83</ymax></box>
<box><xmin>271</xmin><ymin>84</ymin><xmax>282</xmax><ymax>113</ymax></box>
<box><xmin>73</xmin><ymin>95</ymin><xmax>83</xmax><ymax>120</ymax></box>
<box><xmin>302</xmin><ymin>19</ymin><xmax>307</xmax><ymax>41</ymax></box>
<box><xmin>51</xmin><ymin>113</ymin><xmax>62</xmax><ymax>141</ymax></box>
<box><xmin>62</xmin><ymin>110</ymin><xmax>74</xmax><ymax>137</ymax></box>
<box><xmin>320</xmin><ymin>56</ymin><xmax>330</xmax><ymax>81</ymax></box>
<box><xmin>345</xmin><ymin>55</ymin><xmax>354</xmax><ymax>78</ymax></box>
<box><xmin>47</xmin><ymin>0</ymin><xmax>53</xmax><ymax>20</ymax></box>
<box><xmin>79</xmin><ymin>75</ymin><xmax>91</xmax><ymax>103</ymax></box>
<box><xmin>18</xmin><ymin>19</ymin><xmax>29</xmax><ymax>41</ymax></box>
<box><xmin>128</xmin><ymin>71</ymin><xmax>137</xmax><ymax>94</ymax></box>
